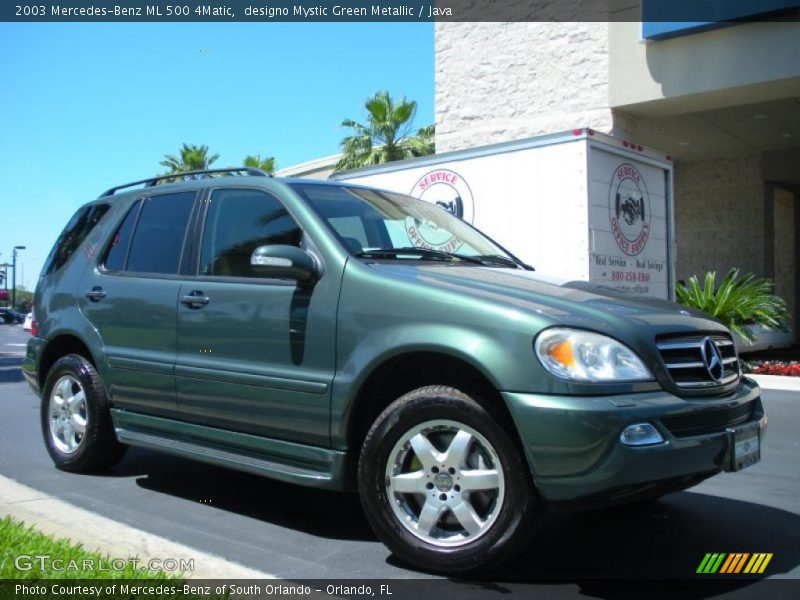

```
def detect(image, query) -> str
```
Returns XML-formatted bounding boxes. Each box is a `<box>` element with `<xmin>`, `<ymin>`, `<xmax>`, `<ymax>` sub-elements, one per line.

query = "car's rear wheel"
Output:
<box><xmin>358</xmin><ymin>385</ymin><xmax>542</xmax><ymax>574</ymax></box>
<box><xmin>41</xmin><ymin>354</ymin><xmax>126</xmax><ymax>472</ymax></box>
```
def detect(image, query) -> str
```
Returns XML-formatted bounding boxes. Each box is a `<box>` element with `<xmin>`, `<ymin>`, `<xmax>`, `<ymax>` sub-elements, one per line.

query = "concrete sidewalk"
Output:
<box><xmin>749</xmin><ymin>374</ymin><xmax>800</xmax><ymax>392</ymax></box>
<box><xmin>0</xmin><ymin>475</ymin><xmax>272</xmax><ymax>579</ymax></box>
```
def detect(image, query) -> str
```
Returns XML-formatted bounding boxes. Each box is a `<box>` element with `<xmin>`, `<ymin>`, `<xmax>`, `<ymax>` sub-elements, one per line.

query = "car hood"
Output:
<box><xmin>368</xmin><ymin>263</ymin><xmax>727</xmax><ymax>339</ymax></box>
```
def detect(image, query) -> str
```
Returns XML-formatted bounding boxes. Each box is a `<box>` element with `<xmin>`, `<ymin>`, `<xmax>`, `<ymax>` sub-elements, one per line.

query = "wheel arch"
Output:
<box><xmin>38</xmin><ymin>332</ymin><xmax>99</xmax><ymax>390</ymax></box>
<box><xmin>342</xmin><ymin>349</ymin><xmax>522</xmax><ymax>456</ymax></box>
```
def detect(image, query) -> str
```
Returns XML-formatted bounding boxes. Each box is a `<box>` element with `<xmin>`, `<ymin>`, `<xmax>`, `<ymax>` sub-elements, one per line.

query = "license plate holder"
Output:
<box><xmin>725</xmin><ymin>421</ymin><xmax>761</xmax><ymax>472</ymax></box>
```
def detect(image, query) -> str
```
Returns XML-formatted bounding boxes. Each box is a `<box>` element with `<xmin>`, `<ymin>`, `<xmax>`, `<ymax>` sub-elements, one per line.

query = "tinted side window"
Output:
<box><xmin>200</xmin><ymin>189</ymin><xmax>302</xmax><ymax>278</ymax></box>
<box><xmin>102</xmin><ymin>201</ymin><xmax>141</xmax><ymax>272</ymax></box>
<box><xmin>42</xmin><ymin>203</ymin><xmax>111</xmax><ymax>276</ymax></box>
<box><xmin>127</xmin><ymin>192</ymin><xmax>195</xmax><ymax>274</ymax></box>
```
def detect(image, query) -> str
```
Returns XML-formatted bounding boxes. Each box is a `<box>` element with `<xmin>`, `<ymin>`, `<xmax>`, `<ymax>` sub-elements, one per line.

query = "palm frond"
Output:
<box><xmin>676</xmin><ymin>269</ymin><xmax>789</xmax><ymax>343</ymax></box>
<box><xmin>159</xmin><ymin>143</ymin><xmax>219</xmax><ymax>177</ymax></box>
<box><xmin>334</xmin><ymin>92</ymin><xmax>434</xmax><ymax>172</ymax></box>
<box><xmin>243</xmin><ymin>154</ymin><xmax>276</xmax><ymax>174</ymax></box>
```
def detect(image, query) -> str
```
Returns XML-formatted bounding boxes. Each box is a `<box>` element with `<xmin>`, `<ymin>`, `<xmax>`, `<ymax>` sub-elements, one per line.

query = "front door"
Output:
<box><xmin>175</xmin><ymin>187</ymin><xmax>339</xmax><ymax>447</ymax></box>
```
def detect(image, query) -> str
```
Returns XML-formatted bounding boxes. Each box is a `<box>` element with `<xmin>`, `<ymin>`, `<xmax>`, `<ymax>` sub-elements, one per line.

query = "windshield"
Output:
<box><xmin>291</xmin><ymin>183</ymin><xmax>516</xmax><ymax>263</ymax></box>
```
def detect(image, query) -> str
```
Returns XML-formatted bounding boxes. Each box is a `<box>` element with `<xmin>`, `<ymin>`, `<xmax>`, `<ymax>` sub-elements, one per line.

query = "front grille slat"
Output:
<box><xmin>665</xmin><ymin>361</ymin><xmax>705</xmax><ymax>369</ymax></box>
<box><xmin>656</xmin><ymin>332</ymin><xmax>740</xmax><ymax>391</ymax></box>
<box><xmin>661</xmin><ymin>402</ymin><xmax>754</xmax><ymax>437</ymax></box>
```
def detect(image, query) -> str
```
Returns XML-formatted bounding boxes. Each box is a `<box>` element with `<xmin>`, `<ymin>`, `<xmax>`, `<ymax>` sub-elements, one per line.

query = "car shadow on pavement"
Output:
<box><xmin>124</xmin><ymin>444</ymin><xmax>799</xmax><ymax>592</ymax></box>
<box><xmin>444</xmin><ymin>493</ymin><xmax>800</xmax><ymax>597</ymax></box>
<box><xmin>0</xmin><ymin>355</ymin><xmax>25</xmax><ymax>383</ymax></box>
<box><xmin>125</xmin><ymin>448</ymin><xmax>376</xmax><ymax>542</ymax></box>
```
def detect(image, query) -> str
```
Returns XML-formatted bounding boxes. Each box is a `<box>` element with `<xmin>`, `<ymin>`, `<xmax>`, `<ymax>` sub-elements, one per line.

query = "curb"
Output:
<box><xmin>0</xmin><ymin>475</ymin><xmax>273</xmax><ymax>579</ymax></box>
<box><xmin>748</xmin><ymin>374</ymin><xmax>800</xmax><ymax>393</ymax></box>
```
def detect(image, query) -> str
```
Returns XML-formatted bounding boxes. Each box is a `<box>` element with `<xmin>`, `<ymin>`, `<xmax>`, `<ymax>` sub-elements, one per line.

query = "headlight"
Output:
<box><xmin>535</xmin><ymin>328</ymin><xmax>653</xmax><ymax>382</ymax></box>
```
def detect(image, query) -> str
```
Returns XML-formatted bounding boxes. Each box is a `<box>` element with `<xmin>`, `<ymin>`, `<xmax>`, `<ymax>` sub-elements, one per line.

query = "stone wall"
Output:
<box><xmin>673</xmin><ymin>155</ymin><xmax>766</xmax><ymax>284</ymax></box>
<box><xmin>435</xmin><ymin>22</ymin><xmax>629</xmax><ymax>152</ymax></box>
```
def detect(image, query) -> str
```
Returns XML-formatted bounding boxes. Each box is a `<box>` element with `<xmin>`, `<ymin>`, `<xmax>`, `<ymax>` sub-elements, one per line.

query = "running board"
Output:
<box><xmin>111</xmin><ymin>410</ymin><xmax>354</xmax><ymax>491</ymax></box>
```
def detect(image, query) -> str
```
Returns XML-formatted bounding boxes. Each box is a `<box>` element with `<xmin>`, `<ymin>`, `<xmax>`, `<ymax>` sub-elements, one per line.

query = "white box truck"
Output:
<box><xmin>331</xmin><ymin>128</ymin><xmax>675</xmax><ymax>300</ymax></box>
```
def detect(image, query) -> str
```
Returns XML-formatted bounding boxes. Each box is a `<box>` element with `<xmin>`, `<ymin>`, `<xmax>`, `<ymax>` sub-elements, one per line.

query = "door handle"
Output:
<box><xmin>85</xmin><ymin>287</ymin><xmax>107</xmax><ymax>302</ymax></box>
<box><xmin>180</xmin><ymin>291</ymin><xmax>210</xmax><ymax>308</ymax></box>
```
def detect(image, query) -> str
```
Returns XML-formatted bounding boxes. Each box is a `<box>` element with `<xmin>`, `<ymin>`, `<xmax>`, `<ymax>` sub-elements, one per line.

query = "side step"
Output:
<box><xmin>111</xmin><ymin>410</ymin><xmax>354</xmax><ymax>491</ymax></box>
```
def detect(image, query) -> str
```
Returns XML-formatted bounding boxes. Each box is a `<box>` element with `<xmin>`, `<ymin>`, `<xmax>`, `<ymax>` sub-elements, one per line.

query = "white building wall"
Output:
<box><xmin>435</xmin><ymin>23</ymin><xmax>635</xmax><ymax>152</ymax></box>
<box><xmin>673</xmin><ymin>155</ymin><xmax>765</xmax><ymax>283</ymax></box>
<box><xmin>609</xmin><ymin>21</ymin><xmax>800</xmax><ymax>113</ymax></box>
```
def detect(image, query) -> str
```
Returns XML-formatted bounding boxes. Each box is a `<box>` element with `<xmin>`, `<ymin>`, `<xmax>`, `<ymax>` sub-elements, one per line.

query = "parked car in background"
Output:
<box><xmin>0</xmin><ymin>307</ymin><xmax>25</xmax><ymax>324</ymax></box>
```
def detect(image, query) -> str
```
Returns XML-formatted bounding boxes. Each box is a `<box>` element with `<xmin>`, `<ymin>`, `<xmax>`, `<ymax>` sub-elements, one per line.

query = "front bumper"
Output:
<box><xmin>502</xmin><ymin>377</ymin><xmax>764</xmax><ymax>507</ymax></box>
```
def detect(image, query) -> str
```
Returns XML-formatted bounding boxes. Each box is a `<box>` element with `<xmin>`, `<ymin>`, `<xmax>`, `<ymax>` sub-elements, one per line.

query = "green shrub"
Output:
<box><xmin>675</xmin><ymin>269</ymin><xmax>789</xmax><ymax>343</ymax></box>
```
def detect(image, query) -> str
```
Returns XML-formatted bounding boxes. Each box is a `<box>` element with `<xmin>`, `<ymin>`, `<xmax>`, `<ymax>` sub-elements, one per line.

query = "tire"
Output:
<box><xmin>40</xmin><ymin>354</ymin><xmax>127</xmax><ymax>472</ymax></box>
<box><xmin>358</xmin><ymin>385</ymin><xmax>542</xmax><ymax>574</ymax></box>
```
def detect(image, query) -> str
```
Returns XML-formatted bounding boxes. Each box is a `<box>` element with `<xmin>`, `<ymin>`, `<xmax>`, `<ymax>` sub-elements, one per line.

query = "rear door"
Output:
<box><xmin>175</xmin><ymin>187</ymin><xmax>339</xmax><ymax>447</ymax></box>
<box><xmin>79</xmin><ymin>191</ymin><xmax>197</xmax><ymax>418</ymax></box>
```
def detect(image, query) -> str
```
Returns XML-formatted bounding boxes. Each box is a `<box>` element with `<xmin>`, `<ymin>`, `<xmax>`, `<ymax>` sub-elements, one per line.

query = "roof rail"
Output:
<box><xmin>99</xmin><ymin>167</ymin><xmax>272</xmax><ymax>198</ymax></box>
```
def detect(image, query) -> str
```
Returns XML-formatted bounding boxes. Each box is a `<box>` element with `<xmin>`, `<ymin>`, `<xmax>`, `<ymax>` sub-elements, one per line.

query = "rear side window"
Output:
<box><xmin>42</xmin><ymin>203</ymin><xmax>111</xmax><ymax>276</ymax></box>
<box><xmin>102</xmin><ymin>201</ymin><xmax>141</xmax><ymax>272</ymax></box>
<box><xmin>126</xmin><ymin>192</ymin><xmax>195</xmax><ymax>274</ymax></box>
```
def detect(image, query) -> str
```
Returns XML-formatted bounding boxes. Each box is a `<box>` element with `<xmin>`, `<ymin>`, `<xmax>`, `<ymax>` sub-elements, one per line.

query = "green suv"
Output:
<box><xmin>23</xmin><ymin>168</ymin><xmax>764</xmax><ymax>573</ymax></box>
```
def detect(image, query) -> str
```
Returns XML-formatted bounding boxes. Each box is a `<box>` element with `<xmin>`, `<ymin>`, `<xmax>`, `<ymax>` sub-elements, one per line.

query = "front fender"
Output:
<box><xmin>330</xmin><ymin>323</ymin><xmax>523</xmax><ymax>448</ymax></box>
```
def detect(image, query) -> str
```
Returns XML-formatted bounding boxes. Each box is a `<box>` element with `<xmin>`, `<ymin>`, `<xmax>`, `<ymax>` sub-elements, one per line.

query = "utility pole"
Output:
<box><xmin>12</xmin><ymin>246</ymin><xmax>25</xmax><ymax>309</ymax></box>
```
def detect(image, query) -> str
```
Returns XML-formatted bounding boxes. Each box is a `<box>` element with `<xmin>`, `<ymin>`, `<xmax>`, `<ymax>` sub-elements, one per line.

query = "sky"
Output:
<box><xmin>0</xmin><ymin>22</ymin><xmax>434</xmax><ymax>291</ymax></box>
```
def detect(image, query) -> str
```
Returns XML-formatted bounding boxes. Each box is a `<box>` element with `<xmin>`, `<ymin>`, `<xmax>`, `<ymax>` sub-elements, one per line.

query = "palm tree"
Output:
<box><xmin>244</xmin><ymin>154</ymin><xmax>276</xmax><ymax>175</ymax></box>
<box><xmin>334</xmin><ymin>91</ymin><xmax>435</xmax><ymax>171</ymax></box>
<box><xmin>160</xmin><ymin>144</ymin><xmax>219</xmax><ymax>176</ymax></box>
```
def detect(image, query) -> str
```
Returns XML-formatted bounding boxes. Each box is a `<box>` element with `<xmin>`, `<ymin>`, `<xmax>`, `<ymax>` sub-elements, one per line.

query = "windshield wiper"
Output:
<box><xmin>356</xmin><ymin>247</ymin><xmax>484</xmax><ymax>264</ymax></box>
<box><xmin>356</xmin><ymin>247</ymin><xmax>531</xmax><ymax>268</ymax></box>
<box><xmin>471</xmin><ymin>254</ymin><xmax>534</xmax><ymax>270</ymax></box>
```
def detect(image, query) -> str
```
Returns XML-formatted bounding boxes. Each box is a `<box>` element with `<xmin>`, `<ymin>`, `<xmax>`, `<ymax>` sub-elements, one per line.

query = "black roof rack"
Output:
<box><xmin>99</xmin><ymin>167</ymin><xmax>272</xmax><ymax>198</ymax></box>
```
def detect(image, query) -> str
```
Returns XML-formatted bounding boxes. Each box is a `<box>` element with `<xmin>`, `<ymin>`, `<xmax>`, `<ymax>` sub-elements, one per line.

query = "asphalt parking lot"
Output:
<box><xmin>1</xmin><ymin>324</ymin><xmax>799</xmax><ymax>597</ymax></box>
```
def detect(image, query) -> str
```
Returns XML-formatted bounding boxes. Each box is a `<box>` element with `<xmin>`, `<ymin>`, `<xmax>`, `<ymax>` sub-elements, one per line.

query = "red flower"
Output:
<box><xmin>753</xmin><ymin>362</ymin><xmax>800</xmax><ymax>377</ymax></box>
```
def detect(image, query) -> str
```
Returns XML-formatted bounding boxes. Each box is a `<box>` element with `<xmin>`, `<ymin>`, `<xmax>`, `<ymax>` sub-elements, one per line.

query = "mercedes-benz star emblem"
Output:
<box><xmin>700</xmin><ymin>337</ymin><xmax>724</xmax><ymax>383</ymax></box>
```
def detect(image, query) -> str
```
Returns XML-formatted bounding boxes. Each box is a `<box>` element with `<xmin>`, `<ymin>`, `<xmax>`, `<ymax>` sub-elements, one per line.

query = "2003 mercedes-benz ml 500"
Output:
<box><xmin>24</xmin><ymin>168</ymin><xmax>764</xmax><ymax>573</ymax></box>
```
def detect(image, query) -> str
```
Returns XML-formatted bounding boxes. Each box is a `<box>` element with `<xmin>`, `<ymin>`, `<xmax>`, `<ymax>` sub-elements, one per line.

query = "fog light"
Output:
<box><xmin>620</xmin><ymin>423</ymin><xmax>664</xmax><ymax>446</ymax></box>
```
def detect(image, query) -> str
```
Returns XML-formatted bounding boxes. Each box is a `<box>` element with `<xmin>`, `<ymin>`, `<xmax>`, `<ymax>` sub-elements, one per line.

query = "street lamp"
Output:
<box><xmin>12</xmin><ymin>246</ymin><xmax>26</xmax><ymax>309</ymax></box>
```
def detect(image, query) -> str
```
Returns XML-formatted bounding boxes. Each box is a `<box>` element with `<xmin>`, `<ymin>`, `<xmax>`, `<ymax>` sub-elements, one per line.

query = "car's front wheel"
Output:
<box><xmin>41</xmin><ymin>354</ymin><xmax>127</xmax><ymax>472</ymax></box>
<box><xmin>358</xmin><ymin>386</ymin><xmax>542</xmax><ymax>574</ymax></box>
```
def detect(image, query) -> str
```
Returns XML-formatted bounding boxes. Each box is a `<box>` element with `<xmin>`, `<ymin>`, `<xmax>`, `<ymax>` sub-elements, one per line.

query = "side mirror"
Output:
<box><xmin>250</xmin><ymin>245</ymin><xmax>318</xmax><ymax>284</ymax></box>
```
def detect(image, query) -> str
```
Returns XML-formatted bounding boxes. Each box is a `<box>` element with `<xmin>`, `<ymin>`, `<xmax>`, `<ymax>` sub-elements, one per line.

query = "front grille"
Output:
<box><xmin>660</xmin><ymin>401</ymin><xmax>754</xmax><ymax>437</ymax></box>
<box><xmin>656</xmin><ymin>333</ymin><xmax>740</xmax><ymax>390</ymax></box>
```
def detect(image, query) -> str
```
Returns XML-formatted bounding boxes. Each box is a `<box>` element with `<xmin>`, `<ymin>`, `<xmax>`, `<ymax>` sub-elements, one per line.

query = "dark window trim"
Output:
<box><xmin>188</xmin><ymin>274</ymin><xmax>298</xmax><ymax>287</ymax></box>
<box><xmin>96</xmin><ymin>270</ymin><xmax>187</xmax><ymax>282</ymax></box>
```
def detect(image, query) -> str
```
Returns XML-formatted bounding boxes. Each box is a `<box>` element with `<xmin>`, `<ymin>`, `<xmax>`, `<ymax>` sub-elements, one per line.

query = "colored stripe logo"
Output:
<box><xmin>697</xmin><ymin>553</ymin><xmax>773</xmax><ymax>574</ymax></box>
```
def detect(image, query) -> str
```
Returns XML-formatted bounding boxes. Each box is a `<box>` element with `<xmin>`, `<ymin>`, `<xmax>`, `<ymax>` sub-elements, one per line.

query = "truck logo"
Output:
<box><xmin>410</xmin><ymin>169</ymin><xmax>474</xmax><ymax>223</ymax></box>
<box><xmin>609</xmin><ymin>163</ymin><xmax>651</xmax><ymax>256</ymax></box>
<box><xmin>406</xmin><ymin>169</ymin><xmax>475</xmax><ymax>253</ymax></box>
<box><xmin>617</xmin><ymin>194</ymin><xmax>645</xmax><ymax>226</ymax></box>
